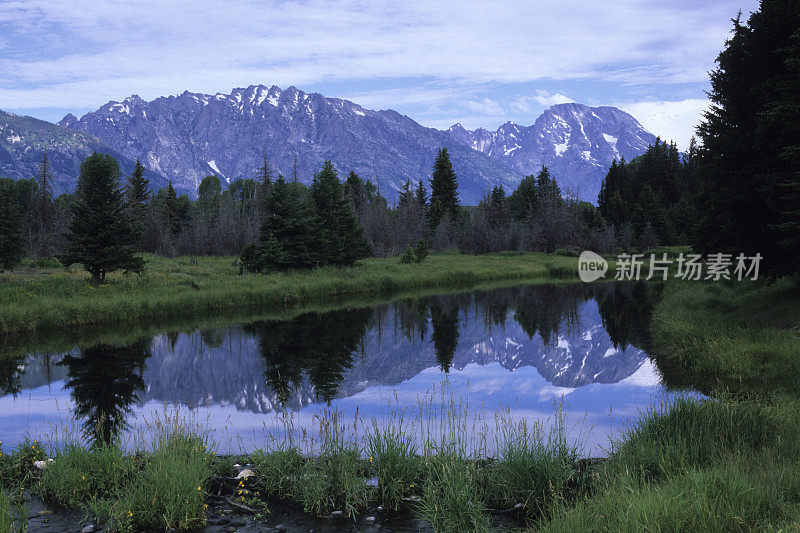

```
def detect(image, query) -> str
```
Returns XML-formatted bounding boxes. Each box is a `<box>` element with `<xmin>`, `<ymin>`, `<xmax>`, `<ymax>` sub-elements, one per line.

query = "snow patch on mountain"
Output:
<box><xmin>447</xmin><ymin>103</ymin><xmax>657</xmax><ymax>202</ymax></box>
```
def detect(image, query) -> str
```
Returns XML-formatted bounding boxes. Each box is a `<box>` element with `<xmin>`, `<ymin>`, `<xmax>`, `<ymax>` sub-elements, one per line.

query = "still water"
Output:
<box><xmin>0</xmin><ymin>282</ymin><xmax>693</xmax><ymax>456</ymax></box>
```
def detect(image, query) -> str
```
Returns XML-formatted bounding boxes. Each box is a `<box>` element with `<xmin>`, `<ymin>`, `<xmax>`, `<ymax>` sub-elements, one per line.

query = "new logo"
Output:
<box><xmin>578</xmin><ymin>251</ymin><xmax>608</xmax><ymax>282</ymax></box>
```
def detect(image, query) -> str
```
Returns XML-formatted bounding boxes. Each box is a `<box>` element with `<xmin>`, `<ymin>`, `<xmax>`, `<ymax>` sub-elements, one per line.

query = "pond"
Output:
<box><xmin>0</xmin><ymin>282</ymin><xmax>695</xmax><ymax>457</ymax></box>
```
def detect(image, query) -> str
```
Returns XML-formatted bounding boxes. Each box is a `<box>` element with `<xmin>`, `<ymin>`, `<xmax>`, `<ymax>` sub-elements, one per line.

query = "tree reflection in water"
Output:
<box><xmin>60</xmin><ymin>340</ymin><xmax>150</xmax><ymax>445</ymax></box>
<box><xmin>0</xmin><ymin>281</ymin><xmax>669</xmax><ymax>445</ymax></box>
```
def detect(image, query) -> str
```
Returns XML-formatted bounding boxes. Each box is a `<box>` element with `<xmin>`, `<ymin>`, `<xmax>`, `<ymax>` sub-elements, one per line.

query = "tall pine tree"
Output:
<box><xmin>32</xmin><ymin>149</ymin><xmax>55</xmax><ymax>256</ymax></box>
<box><xmin>125</xmin><ymin>158</ymin><xmax>149</xmax><ymax>243</ymax></box>
<box><xmin>429</xmin><ymin>148</ymin><xmax>460</xmax><ymax>227</ymax></box>
<box><xmin>508</xmin><ymin>173</ymin><xmax>540</xmax><ymax>221</ymax></box>
<box><xmin>60</xmin><ymin>153</ymin><xmax>145</xmax><ymax>282</ymax></box>
<box><xmin>241</xmin><ymin>175</ymin><xmax>318</xmax><ymax>272</ymax></box>
<box><xmin>255</xmin><ymin>146</ymin><xmax>273</xmax><ymax>209</ymax></box>
<box><xmin>695</xmin><ymin>1</ymin><xmax>800</xmax><ymax>276</ymax></box>
<box><xmin>310</xmin><ymin>161</ymin><xmax>371</xmax><ymax>266</ymax></box>
<box><xmin>415</xmin><ymin>179</ymin><xmax>428</xmax><ymax>211</ymax></box>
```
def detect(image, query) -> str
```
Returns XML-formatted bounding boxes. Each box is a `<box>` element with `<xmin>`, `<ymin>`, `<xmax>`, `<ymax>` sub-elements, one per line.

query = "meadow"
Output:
<box><xmin>0</xmin><ymin>252</ymin><xmax>579</xmax><ymax>337</ymax></box>
<box><xmin>541</xmin><ymin>277</ymin><xmax>800</xmax><ymax>531</ymax></box>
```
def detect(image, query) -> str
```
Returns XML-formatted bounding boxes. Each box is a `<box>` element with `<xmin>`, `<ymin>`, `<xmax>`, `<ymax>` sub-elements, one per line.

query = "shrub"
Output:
<box><xmin>413</xmin><ymin>239</ymin><xmax>430</xmax><ymax>263</ymax></box>
<box><xmin>399</xmin><ymin>246</ymin><xmax>416</xmax><ymax>264</ymax></box>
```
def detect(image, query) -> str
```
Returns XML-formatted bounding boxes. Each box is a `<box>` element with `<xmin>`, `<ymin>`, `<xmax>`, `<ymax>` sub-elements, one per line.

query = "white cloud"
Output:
<box><xmin>621</xmin><ymin>99</ymin><xmax>710</xmax><ymax>150</ymax></box>
<box><xmin>0</xmin><ymin>0</ymin><xmax>760</xmax><ymax>110</ymax></box>
<box><xmin>512</xmin><ymin>90</ymin><xmax>574</xmax><ymax>114</ymax></box>
<box><xmin>464</xmin><ymin>97</ymin><xmax>505</xmax><ymax>117</ymax></box>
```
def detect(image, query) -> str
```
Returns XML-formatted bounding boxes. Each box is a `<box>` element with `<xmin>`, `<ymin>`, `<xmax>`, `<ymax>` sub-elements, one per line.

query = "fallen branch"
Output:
<box><xmin>205</xmin><ymin>492</ymin><xmax>259</xmax><ymax>514</ymax></box>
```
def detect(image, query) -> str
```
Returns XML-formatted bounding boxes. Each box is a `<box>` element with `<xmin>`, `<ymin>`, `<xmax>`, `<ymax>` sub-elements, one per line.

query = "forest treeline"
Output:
<box><xmin>0</xmin><ymin>0</ymin><xmax>797</xmax><ymax>278</ymax></box>
<box><xmin>0</xmin><ymin>146</ymin><xmax>624</xmax><ymax>277</ymax></box>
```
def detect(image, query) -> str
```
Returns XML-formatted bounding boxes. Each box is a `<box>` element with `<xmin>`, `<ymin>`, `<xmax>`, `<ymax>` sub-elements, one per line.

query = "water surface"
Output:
<box><xmin>0</xmin><ymin>282</ymin><xmax>693</xmax><ymax>456</ymax></box>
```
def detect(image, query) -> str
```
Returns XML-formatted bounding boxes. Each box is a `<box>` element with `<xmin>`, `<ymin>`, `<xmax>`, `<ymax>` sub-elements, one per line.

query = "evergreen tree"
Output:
<box><xmin>429</xmin><ymin>148</ymin><xmax>460</xmax><ymax>226</ymax></box>
<box><xmin>32</xmin><ymin>149</ymin><xmax>55</xmax><ymax>256</ymax></box>
<box><xmin>486</xmin><ymin>186</ymin><xmax>509</xmax><ymax>229</ymax></box>
<box><xmin>60</xmin><ymin>153</ymin><xmax>145</xmax><ymax>282</ymax></box>
<box><xmin>241</xmin><ymin>175</ymin><xmax>318</xmax><ymax>272</ymax></box>
<box><xmin>309</xmin><ymin>161</ymin><xmax>371</xmax><ymax>266</ymax></box>
<box><xmin>343</xmin><ymin>171</ymin><xmax>366</xmax><ymax>212</ymax></box>
<box><xmin>508</xmin><ymin>173</ymin><xmax>540</xmax><ymax>221</ymax></box>
<box><xmin>430</xmin><ymin>300</ymin><xmax>459</xmax><ymax>373</ymax></box>
<box><xmin>60</xmin><ymin>340</ymin><xmax>149</xmax><ymax>444</ymax></box>
<box><xmin>398</xmin><ymin>179</ymin><xmax>414</xmax><ymax>208</ymax></box>
<box><xmin>598</xmin><ymin>159</ymin><xmax>628</xmax><ymax>228</ymax></box>
<box><xmin>535</xmin><ymin>166</ymin><xmax>561</xmax><ymax>202</ymax></box>
<box><xmin>163</xmin><ymin>180</ymin><xmax>181</xmax><ymax>236</ymax></box>
<box><xmin>0</xmin><ymin>179</ymin><xmax>25</xmax><ymax>270</ymax></box>
<box><xmin>125</xmin><ymin>158</ymin><xmax>149</xmax><ymax>242</ymax></box>
<box><xmin>415</xmin><ymin>179</ymin><xmax>428</xmax><ymax>210</ymax></box>
<box><xmin>256</xmin><ymin>146</ymin><xmax>273</xmax><ymax>208</ymax></box>
<box><xmin>198</xmin><ymin>174</ymin><xmax>222</xmax><ymax>221</ymax></box>
<box><xmin>695</xmin><ymin>1</ymin><xmax>800</xmax><ymax>276</ymax></box>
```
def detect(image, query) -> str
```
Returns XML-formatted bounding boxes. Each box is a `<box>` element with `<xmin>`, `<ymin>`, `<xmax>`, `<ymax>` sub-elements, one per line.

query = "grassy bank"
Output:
<box><xmin>539</xmin><ymin>278</ymin><xmax>800</xmax><ymax>531</ymax></box>
<box><xmin>0</xmin><ymin>252</ymin><xmax>579</xmax><ymax>337</ymax></box>
<box><xmin>0</xmin><ymin>400</ymin><xmax>583</xmax><ymax>532</ymax></box>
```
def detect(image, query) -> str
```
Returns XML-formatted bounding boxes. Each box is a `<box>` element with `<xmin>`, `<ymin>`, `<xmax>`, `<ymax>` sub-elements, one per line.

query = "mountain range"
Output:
<box><xmin>1</xmin><ymin>85</ymin><xmax>658</xmax><ymax>203</ymax></box>
<box><xmin>0</xmin><ymin>110</ymin><xmax>167</xmax><ymax>194</ymax></box>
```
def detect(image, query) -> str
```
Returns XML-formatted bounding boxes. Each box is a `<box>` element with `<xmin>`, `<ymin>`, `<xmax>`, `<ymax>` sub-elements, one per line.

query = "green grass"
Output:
<box><xmin>0</xmin><ymin>488</ymin><xmax>28</xmax><ymax>533</ymax></box>
<box><xmin>541</xmin><ymin>397</ymin><xmax>800</xmax><ymax>532</ymax></box>
<box><xmin>482</xmin><ymin>408</ymin><xmax>578</xmax><ymax>516</ymax></box>
<box><xmin>297</xmin><ymin>411</ymin><xmax>372</xmax><ymax>518</ymax></box>
<box><xmin>366</xmin><ymin>421</ymin><xmax>420</xmax><ymax>510</ymax></box>
<box><xmin>420</xmin><ymin>452</ymin><xmax>488</xmax><ymax>532</ymax></box>
<box><xmin>2</xmin><ymin>413</ymin><xmax>216</xmax><ymax>533</ymax></box>
<box><xmin>539</xmin><ymin>277</ymin><xmax>800</xmax><ymax>532</ymax></box>
<box><xmin>650</xmin><ymin>277</ymin><xmax>800</xmax><ymax>398</ymax></box>
<box><xmin>38</xmin><ymin>441</ymin><xmax>134</xmax><ymax>509</ymax></box>
<box><xmin>0</xmin><ymin>253</ymin><xmax>581</xmax><ymax>337</ymax></box>
<box><xmin>88</xmin><ymin>414</ymin><xmax>215</xmax><ymax>532</ymax></box>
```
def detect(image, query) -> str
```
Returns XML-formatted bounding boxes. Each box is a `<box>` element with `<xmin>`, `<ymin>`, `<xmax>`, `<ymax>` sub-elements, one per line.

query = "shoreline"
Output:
<box><xmin>0</xmin><ymin>252</ymin><xmax>580</xmax><ymax>338</ymax></box>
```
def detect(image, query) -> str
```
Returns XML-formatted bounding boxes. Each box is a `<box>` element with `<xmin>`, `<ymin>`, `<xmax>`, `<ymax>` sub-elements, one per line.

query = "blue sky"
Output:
<box><xmin>0</xmin><ymin>0</ymin><xmax>759</xmax><ymax>149</ymax></box>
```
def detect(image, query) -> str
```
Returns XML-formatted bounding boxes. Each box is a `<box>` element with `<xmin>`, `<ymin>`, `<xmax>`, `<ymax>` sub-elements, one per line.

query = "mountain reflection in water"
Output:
<box><xmin>0</xmin><ymin>282</ymin><xmax>690</xmax><ymax>455</ymax></box>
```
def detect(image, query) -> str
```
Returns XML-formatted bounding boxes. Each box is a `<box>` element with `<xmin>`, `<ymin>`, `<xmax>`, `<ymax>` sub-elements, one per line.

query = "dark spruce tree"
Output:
<box><xmin>597</xmin><ymin>158</ymin><xmax>628</xmax><ymax>229</ymax></box>
<box><xmin>695</xmin><ymin>1</ymin><xmax>800</xmax><ymax>277</ymax></box>
<box><xmin>125</xmin><ymin>158</ymin><xmax>150</xmax><ymax>243</ymax></box>
<box><xmin>310</xmin><ymin>161</ymin><xmax>371</xmax><ymax>266</ymax></box>
<box><xmin>162</xmin><ymin>180</ymin><xmax>182</xmax><ymax>236</ymax></box>
<box><xmin>0</xmin><ymin>179</ymin><xmax>26</xmax><ymax>271</ymax></box>
<box><xmin>241</xmin><ymin>175</ymin><xmax>318</xmax><ymax>272</ymax></box>
<box><xmin>256</xmin><ymin>146</ymin><xmax>273</xmax><ymax>209</ymax></box>
<box><xmin>60</xmin><ymin>153</ymin><xmax>145</xmax><ymax>282</ymax></box>
<box><xmin>508</xmin><ymin>173</ymin><xmax>540</xmax><ymax>221</ymax></box>
<box><xmin>343</xmin><ymin>170</ymin><xmax>366</xmax><ymax>213</ymax></box>
<box><xmin>415</xmin><ymin>179</ymin><xmax>428</xmax><ymax>211</ymax></box>
<box><xmin>428</xmin><ymin>147</ymin><xmax>460</xmax><ymax>227</ymax></box>
<box><xmin>597</xmin><ymin>139</ymin><xmax>697</xmax><ymax>246</ymax></box>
